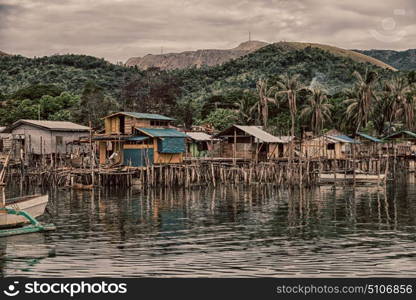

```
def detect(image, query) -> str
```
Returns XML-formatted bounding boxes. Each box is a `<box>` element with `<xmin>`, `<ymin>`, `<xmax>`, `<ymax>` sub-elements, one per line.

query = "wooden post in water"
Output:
<box><xmin>0</xmin><ymin>149</ymin><xmax>12</xmax><ymax>186</ymax></box>
<box><xmin>233</xmin><ymin>129</ymin><xmax>237</xmax><ymax>166</ymax></box>
<box><xmin>352</xmin><ymin>143</ymin><xmax>356</xmax><ymax>186</ymax></box>
<box><xmin>89</xmin><ymin>121</ymin><xmax>95</xmax><ymax>186</ymax></box>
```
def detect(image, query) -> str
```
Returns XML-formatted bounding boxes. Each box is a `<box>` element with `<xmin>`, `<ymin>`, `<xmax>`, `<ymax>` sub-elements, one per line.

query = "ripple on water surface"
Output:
<box><xmin>1</xmin><ymin>183</ymin><xmax>416</xmax><ymax>277</ymax></box>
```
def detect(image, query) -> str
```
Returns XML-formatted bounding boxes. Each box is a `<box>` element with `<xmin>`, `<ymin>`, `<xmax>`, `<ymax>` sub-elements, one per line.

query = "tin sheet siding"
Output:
<box><xmin>157</xmin><ymin>138</ymin><xmax>185</xmax><ymax>154</ymax></box>
<box><xmin>0</xmin><ymin>133</ymin><xmax>12</xmax><ymax>152</ymax></box>
<box><xmin>11</xmin><ymin>124</ymin><xmax>88</xmax><ymax>155</ymax></box>
<box><xmin>123</xmin><ymin>148</ymin><xmax>154</xmax><ymax>167</ymax></box>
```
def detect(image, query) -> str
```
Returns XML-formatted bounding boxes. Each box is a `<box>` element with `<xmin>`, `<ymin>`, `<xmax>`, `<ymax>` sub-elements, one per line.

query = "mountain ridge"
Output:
<box><xmin>354</xmin><ymin>49</ymin><xmax>416</xmax><ymax>71</ymax></box>
<box><xmin>125</xmin><ymin>41</ymin><xmax>396</xmax><ymax>71</ymax></box>
<box><xmin>125</xmin><ymin>40</ymin><xmax>268</xmax><ymax>70</ymax></box>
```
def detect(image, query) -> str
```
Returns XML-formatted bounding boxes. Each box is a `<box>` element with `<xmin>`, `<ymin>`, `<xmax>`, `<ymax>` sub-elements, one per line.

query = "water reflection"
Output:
<box><xmin>1</xmin><ymin>181</ymin><xmax>416</xmax><ymax>277</ymax></box>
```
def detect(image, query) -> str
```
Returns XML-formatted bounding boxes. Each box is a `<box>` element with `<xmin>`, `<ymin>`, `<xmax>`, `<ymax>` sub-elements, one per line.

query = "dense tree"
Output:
<box><xmin>275</xmin><ymin>74</ymin><xmax>304</xmax><ymax>157</ymax></box>
<box><xmin>300</xmin><ymin>87</ymin><xmax>333</xmax><ymax>134</ymax></box>
<box><xmin>343</xmin><ymin>70</ymin><xmax>379</xmax><ymax>132</ymax></box>
<box><xmin>199</xmin><ymin>109</ymin><xmax>238</xmax><ymax>131</ymax></box>
<box><xmin>0</xmin><ymin>92</ymin><xmax>80</xmax><ymax>125</ymax></box>
<box><xmin>234</xmin><ymin>91</ymin><xmax>257</xmax><ymax>124</ymax></box>
<box><xmin>73</xmin><ymin>81</ymin><xmax>119</xmax><ymax>128</ymax></box>
<box><xmin>254</xmin><ymin>79</ymin><xmax>277</xmax><ymax>127</ymax></box>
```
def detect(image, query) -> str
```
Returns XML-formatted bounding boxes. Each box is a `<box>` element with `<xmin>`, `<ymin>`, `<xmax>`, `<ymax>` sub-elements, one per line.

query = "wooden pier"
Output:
<box><xmin>3</xmin><ymin>154</ymin><xmax>414</xmax><ymax>189</ymax></box>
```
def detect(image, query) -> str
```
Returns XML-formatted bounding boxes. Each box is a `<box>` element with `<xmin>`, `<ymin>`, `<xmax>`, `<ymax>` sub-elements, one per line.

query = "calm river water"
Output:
<box><xmin>1</xmin><ymin>179</ymin><xmax>416</xmax><ymax>277</ymax></box>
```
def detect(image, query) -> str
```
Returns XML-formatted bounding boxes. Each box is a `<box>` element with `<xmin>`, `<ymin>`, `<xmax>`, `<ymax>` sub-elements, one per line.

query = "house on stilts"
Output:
<box><xmin>94</xmin><ymin>112</ymin><xmax>187</xmax><ymax>167</ymax></box>
<box><xmin>2</xmin><ymin>120</ymin><xmax>91</xmax><ymax>162</ymax></box>
<box><xmin>301</xmin><ymin>130</ymin><xmax>360</xmax><ymax>159</ymax></box>
<box><xmin>214</xmin><ymin>125</ymin><xmax>292</xmax><ymax>161</ymax></box>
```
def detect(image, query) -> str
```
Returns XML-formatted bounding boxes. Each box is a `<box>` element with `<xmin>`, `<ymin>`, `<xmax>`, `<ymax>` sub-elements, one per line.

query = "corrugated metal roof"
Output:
<box><xmin>215</xmin><ymin>125</ymin><xmax>288</xmax><ymax>143</ymax></box>
<box><xmin>357</xmin><ymin>132</ymin><xmax>383</xmax><ymax>143</ymax></box>
<box><xmin>125</xmin><ymin>136</ymin><xmax>149</xmax><ymax>142</ymax></box>
<box><xmin>92</xmin><ymin>135</ymin><xmax>146</xmax><ymax>141</ymax></box>
<box><xmin>327</xmin><ymin>135</ymin><xmax>360</xmax><ymax>144</ymax></box>
<box><xmin>384</xmin><ymin>130</ymin><xmax>416</xmax><ymax>140</ymax></box>
<box><xmin>5</xmin><ymin>120</ymin><xmax>90</xmax><ymax>132</ymax></box>
<box><xmin>275</xmin><ymin>136</ymin><xmax>295</xmax><ymax>143</ymax></box>
<box><xmin>185</xmin><ymin>132</ymin><xmax>213</xmax><ymax>141</ymax></box>
<box><xmin>234</xmin><ymin>125</ymin><xmax>287</xmax><ymax>143</ymax></box>
<box><xmin>105</xmin><ymin>112</ymin><xmax>174</xmax><ymax>121</ymax></box>
<box><xmin>0</xmin><ymin>127</ymin><xmax>6</xmax><ymax>133</ymax></box>
<box><xmin>137</xmin><ymin>127</ymin><xmax>187</xmax><ymax>138</ymax></box>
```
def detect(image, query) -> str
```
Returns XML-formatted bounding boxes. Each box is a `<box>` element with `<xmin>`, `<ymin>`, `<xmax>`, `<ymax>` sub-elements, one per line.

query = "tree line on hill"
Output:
<box><xmin>0</xmin><ymin>45</ymin><xmax>415</xmax><ymax>137</ymax></box>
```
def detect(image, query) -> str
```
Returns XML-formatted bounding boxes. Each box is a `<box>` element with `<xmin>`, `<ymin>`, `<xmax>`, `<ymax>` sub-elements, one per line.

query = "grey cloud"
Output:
<box><xmin>0</xmin><ymin>0</ymin><xmax>415</xmax><ymax>62</ymax></box>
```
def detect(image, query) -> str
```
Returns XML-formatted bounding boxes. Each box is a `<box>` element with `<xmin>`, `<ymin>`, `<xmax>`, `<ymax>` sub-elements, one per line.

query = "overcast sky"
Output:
<box><xmin>1</xmin><ymin>0</ymin><xmax>415</xmax><ymax>63</ymax></box>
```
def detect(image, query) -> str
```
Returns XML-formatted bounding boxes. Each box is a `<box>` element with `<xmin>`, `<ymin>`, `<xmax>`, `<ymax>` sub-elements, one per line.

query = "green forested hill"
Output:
<box><xmin>0</xmin><ymin>54</ymin><xmax>141</xmax><ymax>97</ymax></box>
<box><xmin>355</xmin><ymin>49</ymin><xmax>416</xmax><ymax>71</ymax></box>
<box><xmin>0</xmin><ymin>44</ymin><xmax>400</xmax><ymax>132</ymax></box>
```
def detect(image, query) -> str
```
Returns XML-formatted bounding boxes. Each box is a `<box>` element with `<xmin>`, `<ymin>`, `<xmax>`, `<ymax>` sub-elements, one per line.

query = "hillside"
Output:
<box><xmin>0</xmin><ymin>54</ymin><xmax>140</xmax><ymax>97</ymax></box>
<box><xmin>0</xmin><ymin>43</ymin><xmax>397</xmax><ymax>131</ymax></box>
<box><xmin>275</xmin><ymin>42</ymin><xmax>396</xmax><ymax>71</ymax></box>
<box><xmin>0</xmin><ymin>51</ymin><xmax>8</xmax><ymax>56</ymax></box>
<box><xmin>125</xmin><ymin>40</ymin><xmax>268</xmax><ymax>70</ymax></box>
<box><xmin>126</xmin><ymin>40</ymin><xmax>396</xmax><ymax>71</ymax></box>
<box><xmin>354</xmin><ymin>49</ymin><xmax>416</xmax><ymax>70</ymax></box>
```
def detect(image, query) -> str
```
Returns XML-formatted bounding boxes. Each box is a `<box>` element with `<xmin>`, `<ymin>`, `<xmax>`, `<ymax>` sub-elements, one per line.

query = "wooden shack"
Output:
<box><xmin>214</xmin><ymin>125</ymin><xmax>289</xmax><ymax>161</ymax></box>
<box><xmin>103</xmin><ymin>112</ymin><xmax>173</xmax><ymax>135</ymax></box>
<box><xmin>354</xmin><ymin>132</ymin><xmax>383</xmax><ymax>157</ymax></box>
<box><xmin>301</xmin><ymin>131</ymin><xmax>359</xmax><ymax>159</ymax></box>
<box><xmin>95</xmin><ymin>112</ymin><xmax>186</xmax><ymax>167</ymax></box>
<box><xmin>3</xmin><ymin>120</ymin><xmax>90</xmax><ymax>158</ymax></box>
<box><xmin>185</xmin><ymin>131</ymin><xmax>218</xmax><ymax>158</ymax></box>
<box><xmin>383</xmin><ymin>130</ymin><xmax>416</xmax><ymax>156</ymax></box>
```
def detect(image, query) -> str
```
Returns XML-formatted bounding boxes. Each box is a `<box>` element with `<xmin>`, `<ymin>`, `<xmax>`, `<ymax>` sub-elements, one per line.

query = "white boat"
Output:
<box><xmin>0</xmin><ymin>195</ymin><xmax>49</xmax><ymax>228</ymax></box>
<box><xmin>319</xmin><ymin>173</ymin><xmax>386</xmax><ymax>183</ymax></box>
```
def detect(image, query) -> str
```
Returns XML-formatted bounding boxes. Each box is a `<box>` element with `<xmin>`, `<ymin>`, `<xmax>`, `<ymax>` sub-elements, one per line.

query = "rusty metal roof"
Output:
<box><xmin>104</xmin><ymin>112</ymin><xmax>174</xmax><ymax>121</ymax></box>
<box><xmin>5</xmin><ymin>120</ymin><xmax>90</xmax><ymax>132</ymax></box>
<box><xmin>185</xmin><ymin>132</ymin><xmax>213</xmax><ymax>141</ymax></box>
<box><xmin>216</xmin><ymin>125</ymin><xmax>288</xmax><ymax>143</ymax></box>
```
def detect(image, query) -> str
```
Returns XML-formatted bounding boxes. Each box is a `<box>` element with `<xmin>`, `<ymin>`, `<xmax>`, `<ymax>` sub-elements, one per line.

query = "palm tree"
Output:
<box><xmin>385</xmin><ymin>76</ymin><xmax>414</xmax><ymax>130</ymax></box>
<box><xmin>343</xmin><ymin>69</ymin><xmax>379</xmax><ymax>132</ymax></box>
<box><xmin>300</xmin><ymin>87</ymin><xmax>333</xmax><ymax>134</ymax></box>
<box><xmin>254</xmin><ymin>79</ymin><xmax>276</xmax><ymax>127</ymax></box>
<box><xmin>234</xmin><ymin>96</ymin><xmax>254</xmax><ymax>124</ymax></box>
<box><xmin>401</xmin><ymin>95</ymin><xmax>416</xmax><ymax>130</ymax></box>
<box><xmin>275</xmin><ymin>74</ymin><xmax>304</xmax><ymax>158</ymax></box>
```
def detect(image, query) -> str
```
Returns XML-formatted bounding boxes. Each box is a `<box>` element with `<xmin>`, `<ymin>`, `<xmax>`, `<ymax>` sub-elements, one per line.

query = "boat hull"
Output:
<box><xmin>319</xmin><ymin>173</ymin><xmax>386</xmax><ymax>183</ymax></box>
<box><xmin>0</xmin><ymin>195</ymin><xmax>48</xmax><ymax>228</ymax></box>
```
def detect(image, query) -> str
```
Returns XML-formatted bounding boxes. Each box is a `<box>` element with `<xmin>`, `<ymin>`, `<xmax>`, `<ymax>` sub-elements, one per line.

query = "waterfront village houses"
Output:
<box><xmin>94</xmin><ymin>112</ymin><xmax>187</xmax><ymax>167</ymax></box>
<box><xmin>2</xmin><ymin>120</ymin><xmax>90</xmax><ymax>158</ymax></box>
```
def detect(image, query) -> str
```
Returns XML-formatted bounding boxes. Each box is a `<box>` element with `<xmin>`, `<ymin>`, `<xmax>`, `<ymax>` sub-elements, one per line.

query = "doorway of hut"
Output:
<box><xmin>278</xmin><ymin>144</ymin><xmax>284</xmax><ymax>157</ymax></box>
<box><xmin>258</xmin><ymin>143</ymin><xmax>268</xmax><ymax>161</ymax></box>
<box><xmin>119</xmin><ymin>115</ymin><xmax>125</xmax><ymax>134</ymax></box>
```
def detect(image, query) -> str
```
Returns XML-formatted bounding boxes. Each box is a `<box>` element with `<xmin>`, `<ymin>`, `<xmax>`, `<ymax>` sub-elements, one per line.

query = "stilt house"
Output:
<box><xmin>214</xmin><ymin>125</ymin><xmax>290</xmax><ymax>161</ymax></box>
<box><xmin>95</xmin><ymin>112</ymin><xmax>186</xmax><ymax>167</ymax></box>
